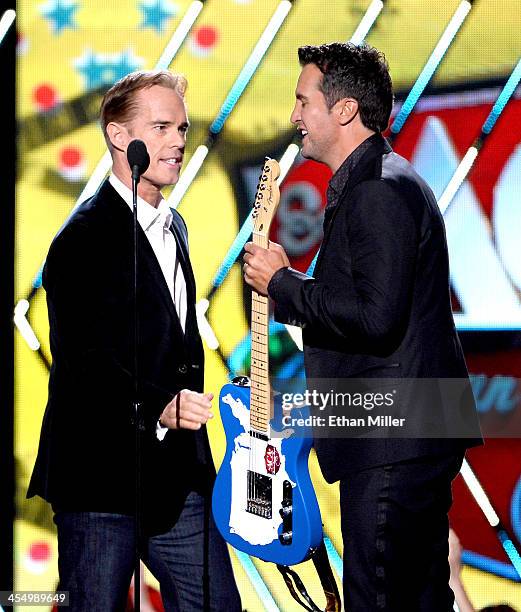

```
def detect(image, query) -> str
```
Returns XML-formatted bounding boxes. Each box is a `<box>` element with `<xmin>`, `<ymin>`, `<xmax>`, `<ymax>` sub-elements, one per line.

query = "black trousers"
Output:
<box><xmin>339</xmin><ymin>452</ymin><xmax>464</xmax><ymax>611</ymax></box>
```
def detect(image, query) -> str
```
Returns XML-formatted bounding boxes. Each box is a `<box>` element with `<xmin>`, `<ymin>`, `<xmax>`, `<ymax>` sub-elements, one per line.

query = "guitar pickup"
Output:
<box><xmin>247</xmin><ymin>470</ymin><xmax>272</xmax><ymax>519</ymax></box>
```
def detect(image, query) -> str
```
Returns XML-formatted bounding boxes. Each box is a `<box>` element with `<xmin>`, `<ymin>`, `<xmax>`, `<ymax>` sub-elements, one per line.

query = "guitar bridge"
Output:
<box><xmin>247</xmin><ymin>470</ymin><xmax>272</xmax><ymax>519</ymax></box>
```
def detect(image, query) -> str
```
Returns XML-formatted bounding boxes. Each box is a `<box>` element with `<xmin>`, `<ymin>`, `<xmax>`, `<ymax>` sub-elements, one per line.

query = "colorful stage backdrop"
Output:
<box><xmin>14</xmin><ymin>0</ymin><xmax>521</xmax><ymax>609</ymax></box>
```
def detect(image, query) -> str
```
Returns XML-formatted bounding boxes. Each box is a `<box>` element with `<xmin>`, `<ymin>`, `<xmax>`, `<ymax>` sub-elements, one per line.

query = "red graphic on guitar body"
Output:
<box><xmin>264</xmin><ymin>444</ymin><xmax>281</xmax><ymax>474</ymax></box>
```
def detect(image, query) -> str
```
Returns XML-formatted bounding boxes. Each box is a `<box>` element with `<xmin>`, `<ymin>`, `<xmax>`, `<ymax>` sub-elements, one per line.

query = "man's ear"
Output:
<box><xmin>337</xmin><ymin>98</ymin><xmax>359</xmax><ymax>126</ymax></box>
<box><xmin>106</xmin><ymin>122</ymin><xmax>128</xmax><ymax>152</ymax></box>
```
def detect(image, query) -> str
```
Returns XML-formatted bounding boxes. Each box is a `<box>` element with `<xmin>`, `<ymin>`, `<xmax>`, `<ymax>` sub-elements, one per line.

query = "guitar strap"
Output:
<box><xmin>276</xmin><ymin>539</ymin><xmax>341</xmax><ymax>611</ymax></box>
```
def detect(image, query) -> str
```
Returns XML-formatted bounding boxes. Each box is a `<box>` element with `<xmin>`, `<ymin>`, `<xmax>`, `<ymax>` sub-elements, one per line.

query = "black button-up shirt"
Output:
<box><xmin>326</xmin><ymin>132</ymin><xmax>381</xmax><ymax>213</ymax></box>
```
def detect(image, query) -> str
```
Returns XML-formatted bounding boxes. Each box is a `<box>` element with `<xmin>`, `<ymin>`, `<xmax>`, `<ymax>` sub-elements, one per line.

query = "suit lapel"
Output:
<box><xmin>169</xmin><ymin>217</ymin><xmax>195</xmax><ymax>304</ymax></box>
<box><xmin>169</xmin><ymin>214</ymin><xmax>201</xmax><ymax>344</ymax></box>
<box><xmin>314</xmin><ymin>135</ymin><xmax>391</xmax><ymax>274</ymax></box>
<box><xmin>138</xmin><ymin>230</ymin><xmax>184</xmax><ymax>334</ymax></box>
<box><xmin>98</xmin><ymin>180</ymin><xmax>185</xmax><ymax>337</ymax></box>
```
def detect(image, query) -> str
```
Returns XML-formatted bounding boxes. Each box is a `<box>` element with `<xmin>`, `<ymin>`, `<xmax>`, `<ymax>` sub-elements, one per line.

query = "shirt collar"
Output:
<box><xmin>109</xmin><ymin>173</ymin><xmax>172</xmax><ymax>231</ymax></box>
<box><xmin>327</xmin><ymin>132</ymin><xmax>381</xmax><ymax>203</ymax></box>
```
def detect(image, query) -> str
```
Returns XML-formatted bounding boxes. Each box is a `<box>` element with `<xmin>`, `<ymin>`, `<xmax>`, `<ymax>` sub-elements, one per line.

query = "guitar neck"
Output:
<box><xmin>250</xmin><ymin>232</ymin><xmax>270</xmax><ymax>433</ymax></box>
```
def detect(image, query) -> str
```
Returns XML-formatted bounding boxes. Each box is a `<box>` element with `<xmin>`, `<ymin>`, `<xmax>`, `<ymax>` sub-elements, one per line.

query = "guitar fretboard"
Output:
<box><xmin>250</xmin><ymin>232</ymin><xmax>270</xmax><ymax>433</ymax></box>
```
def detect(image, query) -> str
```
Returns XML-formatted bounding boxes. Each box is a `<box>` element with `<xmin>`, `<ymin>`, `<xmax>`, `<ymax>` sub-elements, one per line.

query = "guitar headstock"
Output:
<box><xmin>252</xmin><ymin>158</ymin><xmax>281</xmax><ymax>238</ymax></box>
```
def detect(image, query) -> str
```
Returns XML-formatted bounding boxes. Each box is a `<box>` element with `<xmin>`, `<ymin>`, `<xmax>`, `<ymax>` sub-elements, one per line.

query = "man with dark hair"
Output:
<box><xmin>28</xmin><ymin>70</ymin><xmax>241</xmax><ymax>611</ymax></box>
<box><xmin>243</xmin><ymin>43</ymin><xmax>481</xmax><ymax>610</ymax></box>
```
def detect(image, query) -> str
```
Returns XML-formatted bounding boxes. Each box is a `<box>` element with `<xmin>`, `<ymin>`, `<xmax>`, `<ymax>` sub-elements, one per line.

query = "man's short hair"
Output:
<box><xmin>100</xmin><ymin>70</ymin><xmax>187</xmax><ymax>146</ymax></box>
<box><xmin>298</xmin><ymin>42</ymin><xmax>393</xmax><ymax>133</ymax></box>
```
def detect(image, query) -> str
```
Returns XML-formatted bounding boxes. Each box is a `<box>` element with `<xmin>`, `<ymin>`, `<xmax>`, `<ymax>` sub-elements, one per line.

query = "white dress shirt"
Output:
<box><xmin>109</xmin><ymin>174</ymin><xmax>187</xmax><ymax>440</ymax></box>
<box><xmin>109</xmin><ymin>174</ymin><xmax>187</xmax><ymax>331</ymax></box>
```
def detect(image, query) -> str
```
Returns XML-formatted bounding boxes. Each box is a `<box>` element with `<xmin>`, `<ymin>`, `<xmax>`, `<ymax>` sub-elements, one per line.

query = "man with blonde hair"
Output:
<box><xmin>28</xmin><ymin>70</ymin><xmax>241</xmax><ymax>611</ymax></box>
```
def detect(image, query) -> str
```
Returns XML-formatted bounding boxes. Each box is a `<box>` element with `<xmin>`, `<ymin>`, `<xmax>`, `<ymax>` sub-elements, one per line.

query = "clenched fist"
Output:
<box><xmin>159</xmin><ymin>389</ymin><xmax>214</xmax><ymax>431</ymax></box>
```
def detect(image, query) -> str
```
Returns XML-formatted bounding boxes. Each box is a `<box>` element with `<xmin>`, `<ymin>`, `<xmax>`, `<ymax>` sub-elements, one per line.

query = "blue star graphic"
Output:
<box><xmin>75</xmin><ymin>49</ymin><xmax>143</xmax><ymax>91</ymax></box>
<box><xmin>75</xmin><ymin>50</ymin><xmax>107</xmax><ymax>90</ymax></box>
<box><xmin>139</xmin><ymin>0</ymin><xmax>178</xmax><ymax>34</ymax></box>
<box><xmin>40</xmin><ymin>0</ymin><xmax>79</xmax><ymax>35</ymax></box>
<box><xmin>111</xmin><ymin>50</ymin><xmax>144</xmax><ymax>83</ymax></box>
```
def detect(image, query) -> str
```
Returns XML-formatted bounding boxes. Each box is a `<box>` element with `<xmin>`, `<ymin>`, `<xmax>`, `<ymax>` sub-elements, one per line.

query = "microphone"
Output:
<box><xmin>127</xmin><ymin>139</ymin><xmax>150</xmax><ymax>182</ymax></box>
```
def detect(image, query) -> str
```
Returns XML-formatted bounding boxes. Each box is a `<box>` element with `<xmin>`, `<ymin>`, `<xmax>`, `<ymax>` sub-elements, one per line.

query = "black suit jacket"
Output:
<box><xmin>27</xmin><ymin>180</ymin><xmax>212</xmax><ymax>534</ymax></box>
<box><xmin>269</xmin><ymin>134</ymin><xmax>482</xmax><ymax>482</ymax></box>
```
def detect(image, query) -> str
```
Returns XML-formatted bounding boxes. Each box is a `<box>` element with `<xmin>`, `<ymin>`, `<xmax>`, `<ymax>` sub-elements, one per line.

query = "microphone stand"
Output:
<box><xmin>131</xmin><ymin>164</ymin><xmax>141</xmax><ymax>612</ymax></box>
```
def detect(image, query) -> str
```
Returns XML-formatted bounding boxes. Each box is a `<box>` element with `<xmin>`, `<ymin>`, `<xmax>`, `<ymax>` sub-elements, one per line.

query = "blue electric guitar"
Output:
<box><xmin>212</xmin><ymin>158</ymin><xmax>323</xmax><ymax>566</ymax></box>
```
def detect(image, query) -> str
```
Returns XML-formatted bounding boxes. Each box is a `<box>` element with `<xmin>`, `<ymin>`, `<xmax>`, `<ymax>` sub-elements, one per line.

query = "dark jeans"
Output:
<box><xmin>54</xmin><ymin>491</ymin><xmax>241</xmax><ymax>612</ymax></box>
<box><xmin>339</xmin><ymin>452</ymin><xmax>464</xmax><ymax>612</ymax></box>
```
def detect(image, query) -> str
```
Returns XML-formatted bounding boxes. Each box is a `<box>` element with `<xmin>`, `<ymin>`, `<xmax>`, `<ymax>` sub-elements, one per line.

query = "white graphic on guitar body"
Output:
<box><xmin>223</xmin><ymin>392</ymin><xmax>294</xmax><ymax>545</ymax></box>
